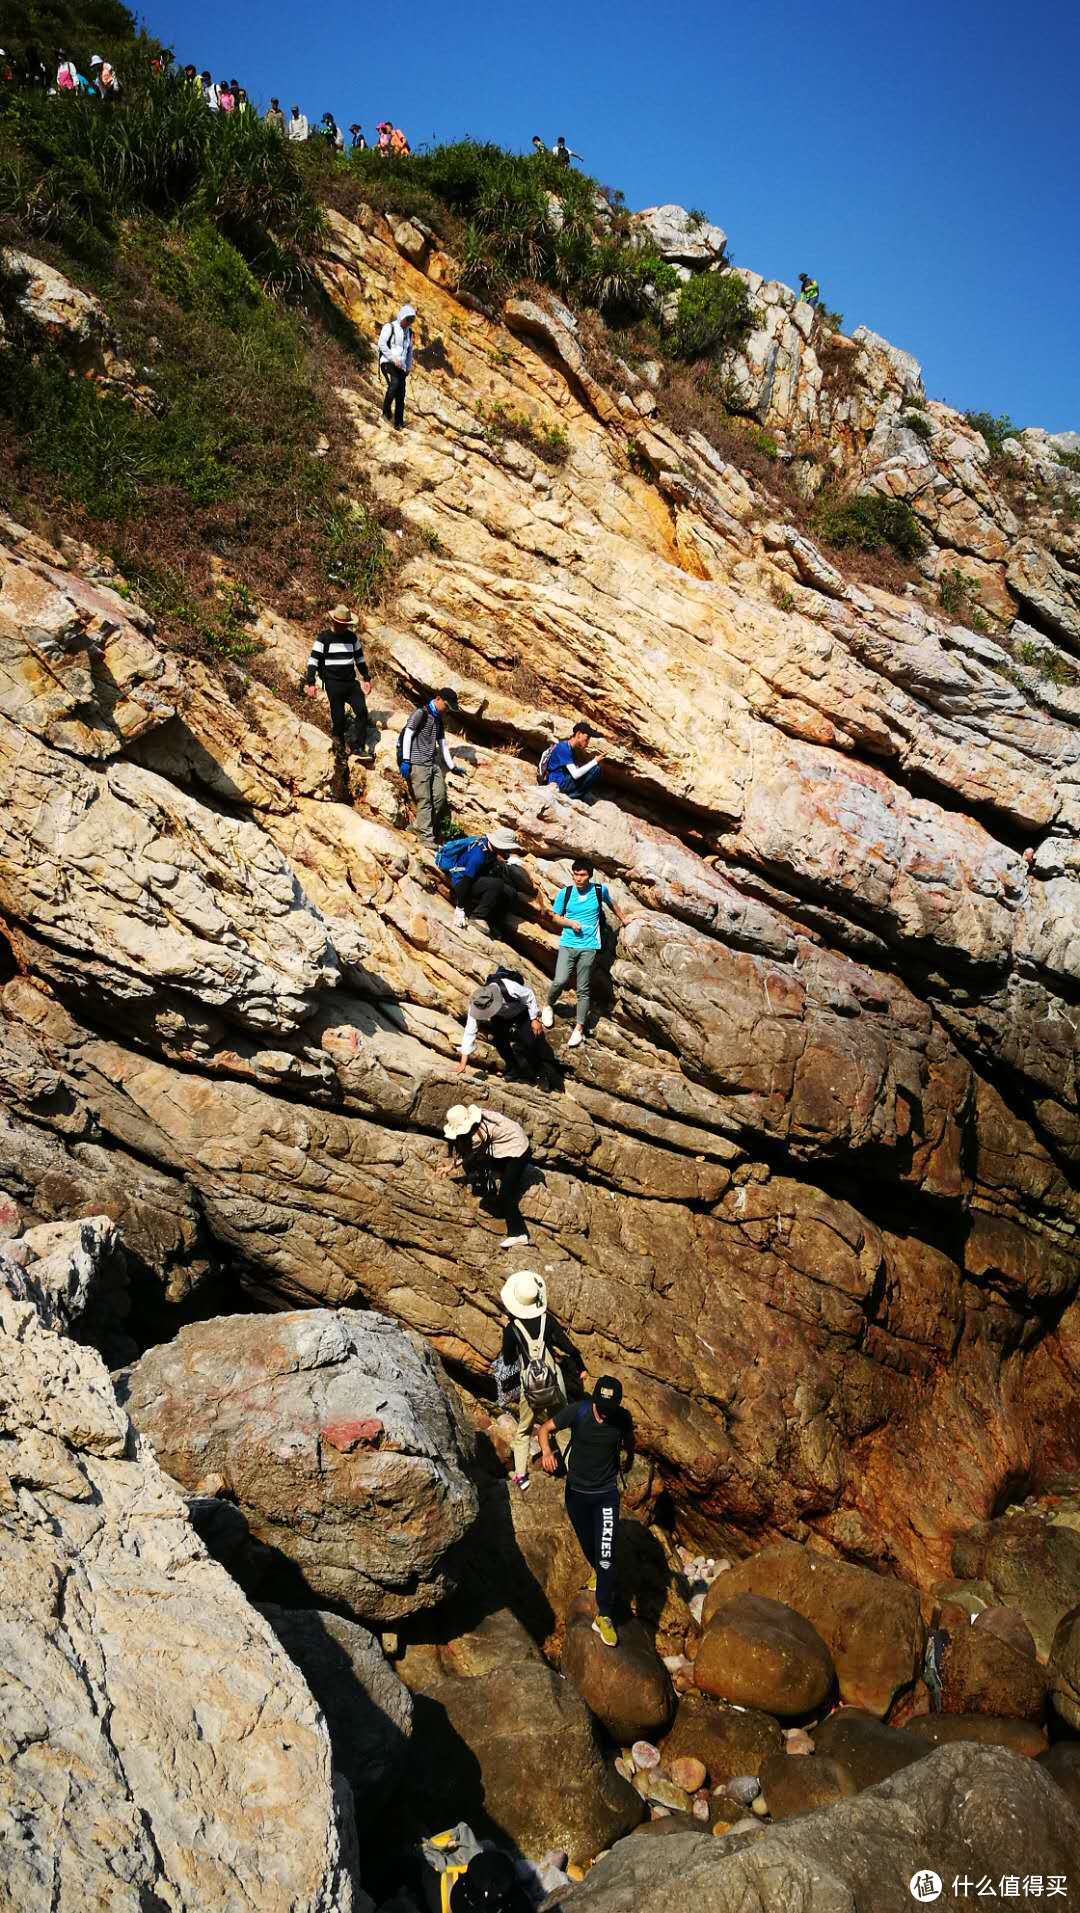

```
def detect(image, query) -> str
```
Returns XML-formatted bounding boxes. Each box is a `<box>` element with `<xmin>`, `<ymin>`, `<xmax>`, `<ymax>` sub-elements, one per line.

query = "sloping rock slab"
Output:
<box><xmin>551</xmin><ymin>1745</ymin><xmax>1080</xmax><ymax>1911</ymax></box>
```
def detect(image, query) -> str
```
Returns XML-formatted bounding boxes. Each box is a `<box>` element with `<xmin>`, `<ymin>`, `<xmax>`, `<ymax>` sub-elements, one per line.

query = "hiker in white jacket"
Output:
<box><xmin>378</xmin><ymin>304</ymin><xmax>416</xmax><ymax>430</ymax></box>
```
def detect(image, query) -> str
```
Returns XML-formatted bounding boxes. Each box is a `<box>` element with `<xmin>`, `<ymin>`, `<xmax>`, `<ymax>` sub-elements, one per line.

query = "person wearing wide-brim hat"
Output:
<box><xmin>493</xmin><ymin>1269</ymin><xmax>583</xmax><ymax>1493</ymax></box>
<box><xmin>303</xmin><ymin>604</ymin><xmax>374</xmax><ymax>757</ymax></box>
<box><xmin>435</xmin><ymin>1103</ymin><xmax>533</xmax><ymax>1247</ymax></box>
<box><xmin>456</xmin><ymin>964</ymin><xmax>560</xmax><ymax>1090</ymax></box>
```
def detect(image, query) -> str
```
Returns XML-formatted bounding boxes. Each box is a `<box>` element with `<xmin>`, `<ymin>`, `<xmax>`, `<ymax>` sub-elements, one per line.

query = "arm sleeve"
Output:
<box><xmin>565</xmin><ymin>755</ymin><xmax>599</xmax><ymax>781</ymax></box>
<box><xmin>620</xmin><ymin>1413</ymin><xmax>636</xmax><ymax>1474</ymax></box>
<box><xmin>548</xmin><ymin>1318</ymin><xmax>583</xmax><ymax>1369</ymax></box>
<box><xmin>508</xmin><ymin>979</ymin><xmax>538</xmax><ymax>1020</ymax></box>
<box><xmin>355</xmin><ymin>642</ymin><xmax>370</xmax><ymax>678</ymax></box>
<box><xmin>501</xmin><ymin>1322</ymin><xmax>519</xmax><ymax>1364</ymax></box>
<box><xmin>552</xmin><ymin>1400</ymin><xmax>580</xmax><ymax>1433</ymax></box>
<box><xmin>304</xmin><ymin>635</ymin><xmax>325</xmax><ymax>685</ymax></box>
<box><xmin>440</xmin><ymin>733</ymin><xmax>455</xmax><ymax>770</ymax></box>
<box><xmin>400</xmin><ymin>709</ymin><xmax>422</xmax><ymax>770</ymax></box>
<box><xmin>378</xmin><ymin>322</ymin><xmax>393</xmax><ymax>358</ymax></box>
<box><xmin>459</xmin><ymin>1014</ymin><xmax>478</xmax><ymax>1059</ymax></box>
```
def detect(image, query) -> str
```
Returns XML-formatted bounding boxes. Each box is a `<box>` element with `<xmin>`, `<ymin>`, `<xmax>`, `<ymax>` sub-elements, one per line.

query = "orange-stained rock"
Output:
<box><xmin>694</xmin><ymin>1594</ymin><xmax>834</xmax><ymax>1718</ymax></box>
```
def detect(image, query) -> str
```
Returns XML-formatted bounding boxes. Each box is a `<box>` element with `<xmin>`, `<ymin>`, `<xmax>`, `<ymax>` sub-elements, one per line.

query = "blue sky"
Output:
<box><xmin>148</xmin><ymin>0</ymin><xmax>1080</xmax><ymax>429</ymax></box>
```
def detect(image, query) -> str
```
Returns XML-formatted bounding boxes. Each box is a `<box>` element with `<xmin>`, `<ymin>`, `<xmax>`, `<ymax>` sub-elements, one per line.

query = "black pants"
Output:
<box><xmin>493</xmin><ymin>1150</ymin><xmax>530</xmax><ymax>1234</ymax></box>
<box><xmin>324</xmin><ymin>678</ymin><xmax>369</xmax><ymax>746</ymax></box>
<box><xmin>454</xmin><ymin>872</ymin><xmax>515</xmax><ymax>929</ymax></box>
<box><xmin>489</xmin><ymin>1013</ymin><xmax>560</xmax><ymax>1089</ymax></box>
<box><xmin>381</xmin><ymin>362</ymin><xmax>407</xmax><ymax>428</ymax></box>
<box><xmin>565</xmin><ymin>1485</ymin><xmax>620</xmax><ymax>1616</ymax></box>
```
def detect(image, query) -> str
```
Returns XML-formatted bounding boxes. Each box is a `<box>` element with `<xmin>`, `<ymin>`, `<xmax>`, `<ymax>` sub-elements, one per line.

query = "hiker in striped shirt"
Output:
<box><xmin>303</xmin><ymin>604</ymin><xmax>374</xmax><ymax>756</ymax></box>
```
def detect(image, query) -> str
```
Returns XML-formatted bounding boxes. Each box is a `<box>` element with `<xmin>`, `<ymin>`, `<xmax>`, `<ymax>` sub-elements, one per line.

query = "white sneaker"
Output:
<box><xmin>567</xmin><ymin>1026</ymin><xmax>584</xmax><ymax>1049</ymax></box>
<box><xmin>541</xmin><ymin>1005</ymin><xmax>554</xmax><ymax>1029</ymax></box>
<box><xmin>499</xmin><ymin>1233</ymin><xmax>529</xmax><ymax>1249</ymax></box>
<box><xmin>453</xmin><ymin>906</ymin><xmax>467</xmax><ymax>929</ymax></box>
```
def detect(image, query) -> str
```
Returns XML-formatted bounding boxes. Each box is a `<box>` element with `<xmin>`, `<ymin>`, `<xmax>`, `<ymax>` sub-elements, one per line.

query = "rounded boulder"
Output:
<box><xmin>694</xmin><ymin>1592</ymin><xmax>834</xmax><ymax>1718</ymax></box>
<box><xmin>758</xmin><ymin>1751</ymin><xmax>857</xmax><ymax>1821</ymax></box>
<box><xmin>561</xmin><ymin>1594</ymin><xmax>675</xmax><ymax>1745</ymax></box>
<box><xmin>660</xmin><ymin>1691</ymin><xmax>783</xmax><ymax>1783</ymax></box>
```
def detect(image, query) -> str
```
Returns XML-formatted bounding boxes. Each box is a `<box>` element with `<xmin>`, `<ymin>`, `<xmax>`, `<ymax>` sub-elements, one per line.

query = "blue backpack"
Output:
<box><xmin>434</xmin><ymin>835</ymin><xmax>488</xmax><ymax>882</ymax></box>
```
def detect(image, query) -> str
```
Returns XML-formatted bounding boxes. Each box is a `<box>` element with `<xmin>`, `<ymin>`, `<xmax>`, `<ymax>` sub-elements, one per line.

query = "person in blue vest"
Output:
<box><xmin>436</xmin><ymin>828</ymin><xmax>522</xmax><ymax>936</ymax></box>
<box><xmin>541</xmin><ymin>722</ymin><xmax>603</xmax><ymax>801</ymax></box>
<box><xmin>541</xmin><ymin>859</ymin><xmax>629</xmax><ymax>1050</ymax></box>
<box><xmin>538</xmin><ymin>1376</ymin><xmax>634</xmax><ymax>1648</ymax></box>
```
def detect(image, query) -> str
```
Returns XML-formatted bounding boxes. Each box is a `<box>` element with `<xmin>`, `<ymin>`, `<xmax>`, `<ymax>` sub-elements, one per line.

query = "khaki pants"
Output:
<box><xmin>410</xmin><ymin>761</ymin><xmax>449</xmax><ymax>848</ymax></box>
<box><xmin>512</xmin><ymin>1368</ymin><xmax>568</xmax><ymax>1477</ymax></box>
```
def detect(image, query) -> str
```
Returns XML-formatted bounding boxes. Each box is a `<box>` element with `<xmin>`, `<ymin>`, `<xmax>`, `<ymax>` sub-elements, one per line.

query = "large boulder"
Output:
<box><xmin>550</xmin><ymin>1746</ymin><xmax>1080</xmax><ymax>1911</ymax></box>
<box><xmin>902</xmin><ymin>1714</ymin><xmax>1046</xmax><ymax>1756</ymax></box>
<box><xmin>952</xmin><ymin>1513</ymin><xmax>1080</xmax><ymax>1656</ymax></box>
<box><xmin>758</xmin><ymin>1751</ymin><xmax>856</xmax><ymax>1820</ymax></box>
<box><xmin>1048</xmin><ymin>1603</ymin><xmax>1080</xmax><ymax>1728</ymax></box>
<box><xmin>631</xmin><ymin>206</ymin><xmax>728</xmax><ymax>269</ymax></box>
<box><xmin>694</xmin><ymin>1592</ymin><xmax>834</xmax><ymax>1717</ymax></box>
<box><xmin>398</xmin><ymin>1609</ymin><xmax>643</xmax><ymax>1864</ymax></box>
<box><xmin>561</xmin><ymin>1593</ymin><xmax>675</xmax><ymax>1744</ymax></box>
<box><xmin>120</xmin><ymin>1310</ymin><xmax>478</xmax><ymax>1623</ymax></box>
<box><xmin>705</xmin><ymin>1542</ymin><xmax>924</xmax><ymax>1715</ymax></box>
<box><xmin>660</xmin><ymin>1693</ymin><xmax>783</xmax><ymax>1783</ymax></box>
<box><xmin>812</xmin><ymin>1707</ymin><xmax>929</xmax><ymax>1789</ymax></box>
<box><xmin>938</xmin><ymin>1619</ymin><xmax>1048</xmax><ymax>1721</ymax></box>
<box><xmin>258</xmin><ymin>1605</ymin><xmax>413</xmax><ymax>1828</ymax></box>
<box><xmin>0</xmin><ymin>1244</ymin><xmax>358</xmax><ymax>1909</ymax></box>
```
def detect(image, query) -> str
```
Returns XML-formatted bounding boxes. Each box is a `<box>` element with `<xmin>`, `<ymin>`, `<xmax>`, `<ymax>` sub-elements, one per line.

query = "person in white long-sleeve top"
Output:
<box><xmin>456</xmin><ymin>970</ymin><xmax>561</xmax><ymax>1090</ymax></box>
<box><xmin>287</xmin><ymin>104</ymin><xmax>308</xmax><ymax>141</ymax></box>
<box><xmin>378</xmin><ymin>304</ymin><xmax>416</xmax><ymax>430</ymax></box>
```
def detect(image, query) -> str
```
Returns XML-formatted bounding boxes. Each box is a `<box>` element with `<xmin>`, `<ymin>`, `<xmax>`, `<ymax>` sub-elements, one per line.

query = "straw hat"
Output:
<box><xmin>500</xmin><ymin>1270</ymin><xmax>547</xmax><ymax>1318</ymax></box>
<box><xmin>444</xmin><ymin>1103</ymin><xmax>483</xmax><ymax>1140</ymax></box>
<box><xmin>329</xmin><ymin>603</ymin><xmax>357</xmax><ymax>625</ymax></box>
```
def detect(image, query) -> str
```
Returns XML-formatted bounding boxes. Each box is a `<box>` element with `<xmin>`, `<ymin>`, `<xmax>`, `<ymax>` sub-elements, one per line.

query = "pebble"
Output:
<box><xmin>784</xmin><ymin>1728</ymin><xmax>814</xmax><ymax>1756</ymax></box>
<box><xmin>639</xmin><ymin>1776</ymin><xmax>692</xmax><ymax>1812</ymax></box>
<box><xmin>688</xmin><ymin>1592</ymin><xmax>706</xmax><ymax>1624</ymax></box>
<box><xmin>715</xmin><ymin>1815</ymin><xmax>761</xmax><ymax>1838</ymax></box>
<box><xmin>726</xmin><ymin>1775</ymin><xmax>760</xmax><ymax>1807</ymax></box>
<box><xmin>668</xmin><ymin>1756</ymin><xmax>707</xmax><ymax>1794</ymax></box>
<box><xmin>752</xmin><ymin>1794</ymin><xmax>770</xmax><ymax>1818</ymax></box>
<box><xmin>650</xmin><ymin>1805</ymin><xmax>671</xmax><ymax>1819</ymax></box>
<box><xmin>692</xmin><ymin>1795</ymin><xmax>711</xmax><ymax>1822</ymax></box>
<box><xmin>631</xmin><ymin>1739</ymin><xmax>661</xmax><ymax>1771</ymax></box>
<box><xmin>539</xmin><ymin>1850</ymin><xmax>568</xmax><ymax>1872</ymax></box>
<box><xmin>614</xmin><ymin>1756</ymin><xmax>634</xmax><ymax>1782</ymax></box>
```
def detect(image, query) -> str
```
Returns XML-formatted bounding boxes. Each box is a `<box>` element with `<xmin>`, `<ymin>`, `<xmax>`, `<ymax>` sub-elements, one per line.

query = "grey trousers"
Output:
<box><xmin>410</xmin><ymin>762</ymin><xmax>449</xmax><ymax>847</ymax></box>
<box><xmin>548</xmin><ymin>946</ymin><xmax>597</xmax><ymax>1028</ymax></box>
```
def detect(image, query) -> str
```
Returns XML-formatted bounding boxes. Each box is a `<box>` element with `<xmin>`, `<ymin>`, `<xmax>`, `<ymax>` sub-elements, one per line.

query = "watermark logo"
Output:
<box><xmin>910</xmin><ymin>1875</ymin><xmax>943</xmax><ymax>1904</ymax></box>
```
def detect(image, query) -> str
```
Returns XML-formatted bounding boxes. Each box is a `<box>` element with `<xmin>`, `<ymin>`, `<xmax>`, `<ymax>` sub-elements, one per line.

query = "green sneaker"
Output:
<box><xmin>586</xmin><ymin>1570</ymin><xmax>597</xmax><ymax>1593</ymax></box>
<box><xmin>592</xmin><ymin>1614</ymin><xmax>618</xmax><ymax>1648</ymax></box>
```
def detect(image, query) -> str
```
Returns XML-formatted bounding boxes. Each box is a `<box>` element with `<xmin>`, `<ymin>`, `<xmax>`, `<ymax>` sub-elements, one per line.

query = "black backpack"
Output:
<box><xmin>488</xmin><ymin>967</ymin><xmax>526</xmax><ymax>1010</ymax></box>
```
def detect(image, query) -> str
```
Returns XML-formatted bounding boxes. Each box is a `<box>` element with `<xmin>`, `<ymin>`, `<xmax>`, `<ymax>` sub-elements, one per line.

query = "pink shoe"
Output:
<box><xmin>512</xmin><ymin>1472</ymin><xmax>530</xmax><ymax>1494</ymax></box>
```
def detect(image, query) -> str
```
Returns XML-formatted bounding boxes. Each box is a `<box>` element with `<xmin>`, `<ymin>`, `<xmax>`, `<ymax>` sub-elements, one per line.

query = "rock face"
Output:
<box><xmin>3</xmin><ymin>178</ymin><xmax>1080</xmax><ymax>1599</ymax></box>
<box><xmin>693</xmin><ymin>1592</ymin><xmax>834</xmax><ymax>1716</ymax></box>
<box><xmin>704</xmin><ymin>1542</ymin><xmax>925</xmax><ymax>1715</ymax></box>
<box><xmin>938</xmin><ymin>1619</ymin><xmax>1048</xmax><ymax>1720</ymax></box>
<box><xmin>1049</xmin><ymin>1604</ymin><xmax>1080</xmax><ymax>1728</ymax></box>
<box><xmin>0</xmin><ymin>1226</ymin><xmax>357</xmax><ymax>1910</ymax></box>
<box><xmin>552</xmin><ymin>1746</ymin><xmax>1080</xmax><ymax>1912</ymax></box>
<box><xmin>398</xmin><ymin>1609</ymin><xmax>643</xmax><ymax>1864</ymax></box>
<box><xmin>120</xmin><ymin>1309</ymin><xmax>479</xmax><ymax>1622</ymax></box>
<box><xmin>258</xmin><ymin>1605</ymin><xmax>413</xmax><ymax>1827</ymax></box>
<box><xmin>953</xmin><ymin>1512</ymin><xmax>1080</xmax><ymax>1656</ymax></box>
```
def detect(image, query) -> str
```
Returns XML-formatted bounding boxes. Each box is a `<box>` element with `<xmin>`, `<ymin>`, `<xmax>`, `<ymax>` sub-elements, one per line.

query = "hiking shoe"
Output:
<box><xmin>540</xmin><ymin>1005</ymin><xmax>554</xmax><ymax>1028</ymax></box>
<box><xmin>499</xmin><ymin>1233</ymin><xmax>529</xmax><ymax>1249</ymax></box>
<box><xmin>512</xmin><ymin>1472</ymin><xmax>530</xmax><ymax>1494</ymax></box>
<box><xmin>567</xmin><ymin>1026</ymin><xmax>584</xmax><ymax>1049</ymax></box>
<box><xmin>453</xmin><ymin>905</ymin><xmax>467</xmax><ymax>929</ymax></box>
<box><xmin>592</xmin><ymin>1614</ymin><xmax>618</xmax><ymax>1648</ymax></box>
<box><xmin>586</xmin><ymin>1570</ymin><xmax>597</xmax><ymax>1593</ymax></box>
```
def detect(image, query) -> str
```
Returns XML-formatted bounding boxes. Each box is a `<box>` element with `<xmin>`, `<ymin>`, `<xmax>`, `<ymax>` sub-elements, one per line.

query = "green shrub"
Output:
<box><xmin>812</xmin><ymin>490</ymin><xmax>928</xmax><ymax>561</ymax></box>
<box><xmin>964</xmin><ymin>410</ymin><xmax>1023</xmax><ymax>458</ymax></box>
<box><xmin>902</xmin><ymin>411</ymin><xmax>933</xmax><ymax>442</ymax></box>
<box><xmin>477</xmin><ymin>399</ymin><xmax>570</xmax><ymax>465</ymax></box>
<box><xmin>670</xmin><ymin>271</ymin><xmax>756</xmax><ymax>361</ymax></box>
<box><xmin>1056</xmin><ymin>448</ymin><xmax>1080</xmax><ymax>474</ymax></box>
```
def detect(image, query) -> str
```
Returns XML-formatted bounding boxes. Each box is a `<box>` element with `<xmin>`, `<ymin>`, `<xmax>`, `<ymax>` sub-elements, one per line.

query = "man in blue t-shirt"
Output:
<box><xmin>544</xmin><ymin>722</ymin><xmax>603</xmax><ymax>801</ymax></box>
<box><xmin>540</xmin><ymin>859</ymin><xmax>630</xmax><ymax>1050</ymax></box>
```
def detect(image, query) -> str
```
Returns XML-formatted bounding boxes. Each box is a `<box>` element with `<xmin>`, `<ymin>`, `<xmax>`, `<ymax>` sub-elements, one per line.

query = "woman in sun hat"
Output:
<box><xmin>493</xmin><ymin>1269</ymin><xmax>584</xmax><ymax>1492</ymax></box>
<box><xmin>435</xmin><ymin>1104</ymin><xmax>532</xmax><ymax>1247</ymax></box>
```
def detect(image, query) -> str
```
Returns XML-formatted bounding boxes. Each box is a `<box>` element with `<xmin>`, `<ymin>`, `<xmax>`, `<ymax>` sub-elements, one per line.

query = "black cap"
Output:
<box><xmin>593</xmin><ymin>1375</ymin><xmax>623</xmax><ymax>1420</ymax></box>
<box><xmin>437</xmin><ymin>686</ymin><xmax>460</xmax><ymax>711</ymax></box>
<box><xmin>457</xmin><ymin>1849</ymin><xmax>517</xmax><ymax>1909</ymax></box>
